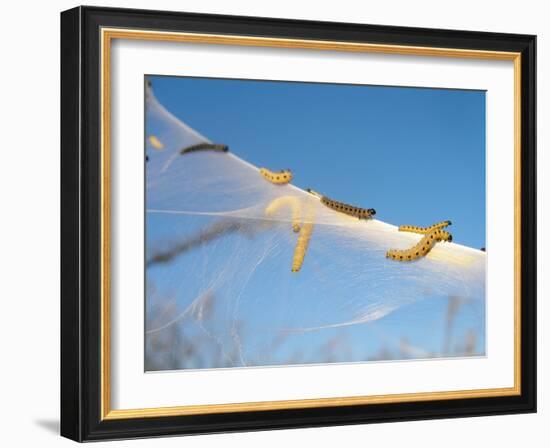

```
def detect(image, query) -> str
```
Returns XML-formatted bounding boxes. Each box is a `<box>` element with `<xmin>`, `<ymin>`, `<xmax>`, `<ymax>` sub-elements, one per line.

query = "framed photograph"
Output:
<box><xmin>60</xmin><ymin>6</ymin><xmax>536</xmax><ymax>441</ymax></box>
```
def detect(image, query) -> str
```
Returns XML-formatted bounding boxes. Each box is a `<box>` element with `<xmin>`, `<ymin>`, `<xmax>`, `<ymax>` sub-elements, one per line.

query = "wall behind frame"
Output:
<box><xmin>0</xmin><ymin>0</ymin><xmax>545</xmax><ymax>447</ymax></box>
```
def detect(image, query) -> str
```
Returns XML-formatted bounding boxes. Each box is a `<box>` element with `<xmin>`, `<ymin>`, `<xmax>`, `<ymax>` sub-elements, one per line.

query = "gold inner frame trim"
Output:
<box><xmin>100</xmin><ymin>27</ymin><xmax>522</xmax><ymax>420</ymax></box>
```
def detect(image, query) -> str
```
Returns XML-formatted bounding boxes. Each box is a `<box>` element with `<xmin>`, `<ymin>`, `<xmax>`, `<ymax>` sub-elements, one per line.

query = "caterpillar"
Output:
<box><xmin>307</xmin><ymin>189</ymin><xmax>375</xmax><ymax>219</ymax></box>
<box><xmin>180</xmin><ymin>142</ymin><xmax>229</xmax><ymax>155</ymax></box>
<box><xmin>148</xmin><ymin>135</ymin><xmax>164</xmax><ymax>150</ymax></box>
<box><xmin>290</xmin><ymin>204</ymin><xmax>315</xmax><ymax>272</ymax></box>
<box><xmin>386</xmin><ymin>229</ymin><xmax>453</xmax><ymax>261</ymax></box>
<box><xmin>292</xmin><ymin>222</ymin><xmax>314</xmax><ymax>272</ymax></box>
<box><xmin>264</xmin><ymin>197</ymin><xmax>313</xmax><ymax>272</ymax></box>
<box><xmin>398</xmin><ymin>220</ymin><xmax>451</xmax><ymax>234</ymax></box>
<box><xmin>265</xmin><ymin>196</ymin><xmax>302</xmax><ymax>233</ymax></box>
<box><xmin>259</xmin><ymin>168</ymin><xmax>293</xmax><ymax>185</ymax></box>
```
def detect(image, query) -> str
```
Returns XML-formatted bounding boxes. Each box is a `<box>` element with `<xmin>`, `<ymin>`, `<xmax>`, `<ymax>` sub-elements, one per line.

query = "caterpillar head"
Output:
<box><xmin>306</xmin><ymin>189</ymin><xmax>322</xmax><ymax>199</ymax></box>
<box><xmin>440</xmin><ymin>231</ymin><xmax>452</xmax><ymax>242</ymax></box>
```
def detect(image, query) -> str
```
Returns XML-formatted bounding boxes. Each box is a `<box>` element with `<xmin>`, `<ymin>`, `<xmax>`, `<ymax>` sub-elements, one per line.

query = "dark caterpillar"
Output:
<box><xmin>307</xmin><ymin>189</ymin><xmax>375</xmax><ymax>219</ymax></box>
<box><xmin>386</xmin><ymin>229</ymin><xmax>453</xmax><ymax>261</ymax></box>
<box><xmin>260</xmin><ymin>168</ymin><xmax>293</xmax><ymax>185</ymax></box>
<box><xmin>180</xmin><ymin>142</ymin><xmax>229</xmax><ymax>155</ymax></box>
<box><xmin>398</xmin><ymin>220</ymin><xmax>452</xmax><ymax>235</ymax></box>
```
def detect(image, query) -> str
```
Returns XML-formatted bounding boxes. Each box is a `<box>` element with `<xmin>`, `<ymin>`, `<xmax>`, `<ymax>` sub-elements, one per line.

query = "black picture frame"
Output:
<box><xmin>61</xmin><ymin>5</ymin><xmax>536</xmax><ymax>442</ymax></box>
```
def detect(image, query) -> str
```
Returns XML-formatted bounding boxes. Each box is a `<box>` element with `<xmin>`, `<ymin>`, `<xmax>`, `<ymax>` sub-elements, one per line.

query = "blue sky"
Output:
<box><xmin>149</xmin><ymin>75</ymin><xmax>486</xmax><ymax>249</ymax></box>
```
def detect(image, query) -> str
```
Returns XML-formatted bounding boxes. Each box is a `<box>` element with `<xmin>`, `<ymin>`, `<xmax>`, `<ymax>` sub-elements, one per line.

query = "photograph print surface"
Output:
<box><xmin>144</xmin><ymin>75</ymin><xmax>486</xmax><ymax>371</ymax></box>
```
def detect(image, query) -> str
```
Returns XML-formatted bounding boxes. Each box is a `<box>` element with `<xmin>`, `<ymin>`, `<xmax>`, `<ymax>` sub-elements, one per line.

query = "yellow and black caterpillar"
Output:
<box><xmin>265</xmin><ymin>196</ymin><xmax>302</xmax><ymax>233</ymax></box>
<box><xmin>398</xmin><ymin>220</ymin><xmax>452</xmax><ymax>235</ymax></box>
<box><xmin>259</xmin><ymin>168</ymin><xmax>293</xmax><ymax>185</ymax></box>
<box><xmin>307</xmin><ymin>189</ymin><xmax>375</xmax><ymax>219</ymax></box>
<box><xmin>387</xmin><ymin>220</ymin><xmax>452</xmax><ymax>261</ymax></box>
<box><xmin>386</xmin><ymin>229</ymin><xmax>452</xmax><ymax>261</ymax></box>
<box><xmin>180</xmin><ymin>142</ymin><xmax>229</xmax><ymax>155</ymax></box>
